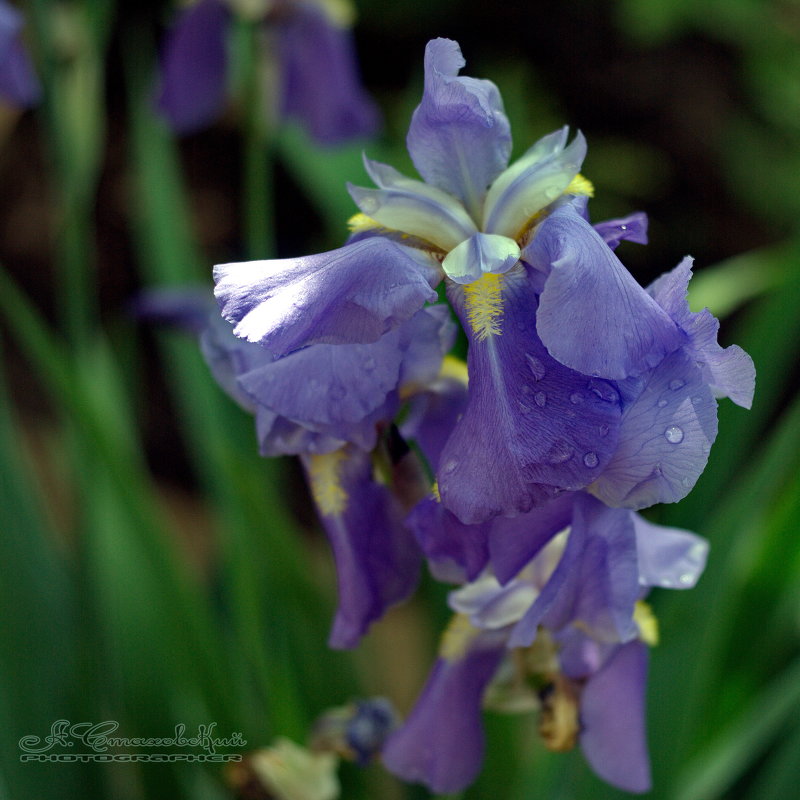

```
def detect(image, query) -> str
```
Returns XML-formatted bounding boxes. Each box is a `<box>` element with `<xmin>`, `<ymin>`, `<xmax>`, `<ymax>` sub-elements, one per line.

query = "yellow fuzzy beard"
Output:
<box><xmin>464</xmin><ymin>273</ymin><xmax>504</xmax><ymax>341</ymax></box>
<box><xmin>308</xmin><ymin>451</ymin><xmax>349</xmax><ymax>517</ymax></box>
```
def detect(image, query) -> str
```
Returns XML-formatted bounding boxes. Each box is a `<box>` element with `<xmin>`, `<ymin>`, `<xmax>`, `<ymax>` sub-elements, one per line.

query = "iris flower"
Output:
<box><xmin>215</xmin><ymin>37</ymin><xmax>754</xmax><ymax>525</ymax></box>
<box><xmin>383</xmin><ymin>491</ymin><xmax>709</xmax><ymax>794</ymax></box>
<box><xmin>155</xmin><ymin>0</ymin><xmax>379</xmax><ymax>142</ymax></box>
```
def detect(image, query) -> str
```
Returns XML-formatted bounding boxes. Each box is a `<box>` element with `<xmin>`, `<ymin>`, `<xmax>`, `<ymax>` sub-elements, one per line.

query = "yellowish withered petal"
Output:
<box><xmin>538</xmin><ymin>675</ymin><xmax>580</xmax><ymax>753</ymax></box>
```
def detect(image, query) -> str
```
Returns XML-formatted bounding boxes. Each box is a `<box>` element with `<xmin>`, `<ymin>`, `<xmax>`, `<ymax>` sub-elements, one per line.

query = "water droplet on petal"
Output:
<box><xmin>599</xmin><ymin>424</ymin><xmax>609</xmax><ymax>437</ymax></box>
<box><xmin>442</xmin><ymin>459</ymin><xmax>458</xmax><ymax>475</ymax></box>
<box><xmin>681</xmin><ymin>476</ymin><xmax>691</xmax><ymax>488</ymax></box>
<box><xmin>570</xmin><ymin>392</ymin><xmax>584</xmax><ymax>405</ymax></box>
<box><xmin>359</xmin><ymin>195</ymin><xmax>380</xmax><ymax>214</ymax></box>
<box><xmin>534</xmin><ymin>391</ymin><xmax>547</xmax><ymax>407</ymax></box>
<box><xmin>525</xmin><ymin>354</ymin><xmax>546</xmax><ymax>381</ymax></box>
<box><xmin>587</xmin><ymin>379</ymin><xmax>618</xmax><ymax>403</ymax></box>
<box><xmin>664</xmin><ymin>426</ymin><xmax>684</xmax><ymax>444</ymax></box>
<box><xmin>657</xmin><ymin>399</ymin><xmax>668</xmax><ymax>408</ymax></box>
<box><xmin>679</xmin><ymin>573</ymin><xmax>693</xmax><ymax>585</ymax></box>
<box><xmin>669</xmin><ymin>379</ymin><xmax>685</xmax><ymax>391</ymax></box>
<box><xmin>583</xmin><ymin>452</ymin><xmax>599</xmax><ymax>468</ymax></box>
<box><xmin>547</xmin><ymin>441</ymin><xmax>573</xmax><ymax>464</ymax></box>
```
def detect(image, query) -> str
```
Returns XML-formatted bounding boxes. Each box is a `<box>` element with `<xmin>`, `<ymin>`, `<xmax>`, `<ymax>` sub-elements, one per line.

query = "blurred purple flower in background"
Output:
<box><xmin>0</xmin><ymin>0</ymin><xmax>40</xmax><ymax>108</ymax></box>
<box><xmin>155</xmin><ymin>0</ymin><xmax>379</xmax><ymax>143</ymax></box>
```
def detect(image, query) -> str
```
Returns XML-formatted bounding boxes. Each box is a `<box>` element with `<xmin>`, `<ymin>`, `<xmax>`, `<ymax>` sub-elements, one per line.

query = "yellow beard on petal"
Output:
<box><xmin>308</xmin><ymin>451</ymin><xmax>349</xmax><ymax>517</ymax></box>
<box><xmin>464</xmin><ymin>273</ymin><xmax>504</xmax><ymax>341</ymax></box>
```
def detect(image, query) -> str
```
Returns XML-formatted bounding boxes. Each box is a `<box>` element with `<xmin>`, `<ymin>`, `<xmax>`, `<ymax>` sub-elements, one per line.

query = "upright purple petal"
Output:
<box><xmin>438</xmin><ymin>268</ymin><xmax>621</xmax><ymax>524</ymax></box>
<box><xmin>381</xmin><ymin>627</ymin><xmax>507</xmax><ymax>794</ymax></box>
<box><xmin>407</xmin><ymin>495</ymin><xmax>490</xmax><ymax>583</ymax></box>
<box><xmin>590</xmin><ymin>350</ymin><xmax>718</xmax><ymax>509</ymax></box>
<box><xmin>406</xmin><ymin>39</ymin><xmax>512</xmax><ymax>220</ymax></box>
<box><xmin>155</xmin><ymin>0</ymin><xmax>230</xmax><ymax>134</ymax></box>
<box><xmin>526</xmin><ymin>204</ymin><xmax>684</xmax><ymax>379</ymax></box>
<box><xmin>579</xmin><ymin>641</ymin><xmax>651</xmax><ymax>793</ymax></box>
<box><xmin>277</xmin><ymin>3</ymin><xmax>379</xmax><ymax>144</ymax></box>
<box><xmin>214</xmin><ymin>238</ymin><xmax>441</xmax><ymax>355</ymax></box>
<box><xmin>302</xmin><ymin>448</ymin><xmax>421</xmax><ymax>649</ymax></box>
<box><xmin>648</xmin><ymin>257</ymin><xmax>755</xmax><ymax>409</ymax></box>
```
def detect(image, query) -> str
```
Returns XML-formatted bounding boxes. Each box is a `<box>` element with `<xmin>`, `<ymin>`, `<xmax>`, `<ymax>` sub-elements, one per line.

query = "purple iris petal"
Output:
<box><xmin>648</xmin><ymin>257</ymin><xmax>755</xmax><ymax>409</ymax></box>
<box><xmin>155</xmin><ymin>0</ymin><xmax>230</xmax><ymax>134</ymax></box>
<box><xmin>509</xmin><ymin>494</ymin><xmax>640</xmax><ymax>647</ymax></box>
<box><xmin>400</xmin><ymin>374</ymin><xmax>468</xmax><ymax>468</ymax></box>
<box><xmin>579</xmin><ymin>641</ymin><xmax>651</xmax><ymax>793</ymax></box>
<box><xmin>438</xmin><ymin>269</ymin><xmax>621</xmax><ymax>524</ymax></box>
<box><xmin>590</xmin><ymin>350</ymin><xmax>718</xmax><ymax>509</ymax></box>
<box><xmin>593</xmin><ymin>211</ymin><xmax>649</xmax><ymax>251</ymax></box>
<box><xmin>488</xmin><ymin>492</ymin><xmax>577</xmax><ymax>585</ymax></box>
<box><xmin>214</xmin><ymin>238</ymin><xmax>441</xmax><ymax>355</ymax></box>
<box><xmin>255</xmin><ymin>407</ymin><xmax>346</xmax><ymax>457</ymax></box>
<box><xmin>277</xmin><ymin>3</ymin><xmax>379</xmax><ymax>145</ymax></box>
<box><xmin>302</xmin><ymin>448</ymin><xmax>421</xmax><ymax>649</ymax></box>
<box><xmin>406</xmin><ymin>495</ymin><xmax>490</xmax><ymax>582</ymax></box>
<box><xmin>632</xmin><ymin>514</ymin><xmax>708</xmax><ymax>589</ymax></box>
<box><xmin>238</xmin><ymin>334</ymin><xmax>403</xmax><ymax>427</ymax></box>
<box><xmin>381</xmin><ymin>629</ymin><xmax>507</xmax><ymax>794</ymax></box>
<box><xmin>397</xmin><ymin>304</ymin><xmax>457</xmax><ymax>390</ymax></box>
<box><xmin>526</xmin><ymin>204</ymin><xmax>683</xmax><ymax>380</ymax></box>
<box><xmin>406</xmin><ymin>38</ymin><xmax>511</xmax><ymax>220</ymax></box>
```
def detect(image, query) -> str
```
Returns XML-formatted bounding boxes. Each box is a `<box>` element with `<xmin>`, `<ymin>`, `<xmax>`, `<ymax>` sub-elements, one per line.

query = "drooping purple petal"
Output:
<box><xmin>406</xmin><ymin>38</ymin><xmax>512</xmax><ymax>220</ymax></box>
<box><xmin>381</xmin><ymin>628</ymin><xmax>507</xmax><ymax>794</ymax></box>
<box><xmin>558</xmin><ymin>495</ymin><xmax>640</xmax><ymax>643</ymax></box>
<box><xmin>648</xmin><ymin>257</ymin><xmax>755</xmax><ymax>409</ymax></box>
<box><xmin>579</xmin><ymin>641</ymin><xmax>651</xmax><ymax>793</ymax></box>
<box><xmin>214</xmin><ymin>238</ymin><xmax>441</xmax><ymax>355</ymax></box>
<box><xmin>407</xmin><ymin>495</ymin><xmax>490</xmax><ymax>583</ymax></box>
<box><xmin>154</xmin><ymin>0</ymin><xmax>230</xmax><ymax>133</ymax></box>
<box><xmin>437</xmin><ymin>268</ymin><xmax>622</xmax><ymax>524</ymax></box>
<box><xmin>277</xmin><ymin>3</ymin><xmax>379</xmax><ymax>145</ymax></box>
<box><xmin>488</xmin><ymin>492</ymin><xmax>576</xmax><ymax>585</ymax></box>
<box><xmin>396</xmin><ymin>304</ymin><xmax>457</xmax><ymax>391</ymax></box>
<box><xmin>590</xmin><ymin>350</ymin><xmax>719</xmax><ymax>509</ymax></box>
<box><xmin>400</xmin><ymin>373</ymin><xmax>468</xmax><ymax>469</ymax></box>
<box><xmin>238</xmin><ymin>333</ymin><xmax>403</xmax><ymax>427</ymax></box>
<box><xmin>255</xmin><ymin>407</ymin><xmax>347</xmax><ymax>457</ymax></box>
<box><xmin>593</xmin><ymin>211</ymin><xmax>649</xmax><ymax>251</ymax></box>
<box><xmin>508</xmin><ymin>494</ymin><xmax>640</xmax><ymax>647</ymax></box>
<box><xmin>632</xmin><ymin>514</ymin><xmax>708</xmax><ymax>589</ymax></box>
<box><xmin>302</xmin><ymin>447</ymin><xmax>421</xmax><ymax>649</ymax></box>
<box><xmin>526</xmin><ymin>204</ymin><xmax>684</xmax><ymax>379</ymax></box>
